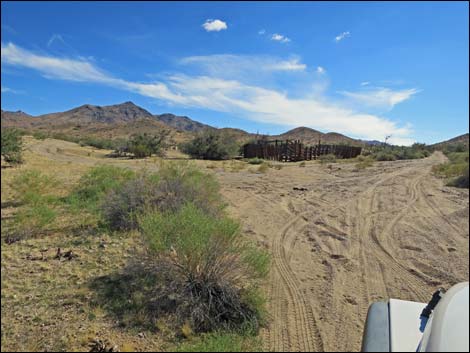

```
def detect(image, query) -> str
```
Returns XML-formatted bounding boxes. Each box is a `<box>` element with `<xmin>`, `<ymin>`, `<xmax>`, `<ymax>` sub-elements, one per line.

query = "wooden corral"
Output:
<box><xmin>243</xmin><ymin>140</ymin><xmax>362</xmax><ymax>162</ymax></box>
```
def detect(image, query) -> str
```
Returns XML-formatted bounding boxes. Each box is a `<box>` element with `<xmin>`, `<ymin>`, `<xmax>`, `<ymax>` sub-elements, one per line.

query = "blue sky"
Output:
<box><xmin>1</xmin><ymin>1</ymin><xmax>468</xmax><ymax>145</ymax></box>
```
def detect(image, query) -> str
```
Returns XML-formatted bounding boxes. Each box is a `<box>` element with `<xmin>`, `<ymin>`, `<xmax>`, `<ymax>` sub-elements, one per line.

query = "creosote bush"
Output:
<box><xmin>319</xmin><ymin>154</ymin><xmax>337</xmax><ymax>164</ymax></box>
<box><xmin>68</xmin><ymin>165</ymin><xmax>136</xmax><ymax>212</ymax></box>
<box><xmin>1</xmin><ymin>128</ymin><xmax>24</xmax><ymax>164</ymax></box>
<box><xmin>354</xmin><ymin>155</ymin><xmax>374</xmax><ymax>170</ymax></box>
<box><xmin>100</xmin><ymin>162</ymin><xmax>224</xmax><ymax>231</ymax></box>
<box><xmin>247</xmin><ymin>158</ymin><xmax>264</xmax><ymax>165</ymax></box>
<box><xmin>139</xmin><ymin>203</ymin><xmax>269</xmax><ymax>333</ymax></box>
<box><xmin>433</xmin><ymin>149</ymin><xmax>469</xmax><ymax>188</ymax></box>
<box><xmin>180</xmin><ymin>129</ymin><xmax>239</xmax><ymax>160</ymax></box>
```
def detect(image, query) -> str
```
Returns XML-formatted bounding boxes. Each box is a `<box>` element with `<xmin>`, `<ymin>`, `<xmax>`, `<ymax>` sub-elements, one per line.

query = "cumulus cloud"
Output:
<box><xmin>360</xmin><ymin>81</ymin><xmax>370</xmax><ymax>86</ymax></box>
<box><xmin>316</xmin><ymin>66</ymin><xmax>326</xmax><ymax>74</ymax></box>
<box><xmin>202</xmin><ymin>19</ymin><xmax>227</xmax><ymax>32</ymax></box>
<box><xmin>335</xmin><ymin>31</ymin><xmax>351</xmax><ymax>42</ymax></box>
<box><xmin>271</xmin><ymin>33</ymin><xmax>290</xmax><ymax>43</ymax></box>
<box><xmin>1</xmin><ymin>42</ymin><xmax>416</xmax><ymax>145</ymax></box>
<box><xmin>339</xmin><ymin>87</ymin><xmax>421</xmax><ymax>110</ymax></box>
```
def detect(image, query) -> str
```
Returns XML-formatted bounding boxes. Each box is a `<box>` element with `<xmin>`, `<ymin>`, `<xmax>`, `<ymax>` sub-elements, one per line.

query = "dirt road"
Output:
<box><xmin>24</xmin><ymin>138</ymin><xmax>469</xmax><ymax>351</ymax></box>
<box><xmin>221</xmin><ymin>152</ymin><xmax>469</xmax><ymax>352</ymax></box>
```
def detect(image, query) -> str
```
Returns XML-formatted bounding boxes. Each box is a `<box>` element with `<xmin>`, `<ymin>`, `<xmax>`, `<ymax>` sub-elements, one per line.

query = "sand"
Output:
<box><xmin>22</xmin><ymin>138</ymin><xmax>470</xmax><ymax>351</ymax></box>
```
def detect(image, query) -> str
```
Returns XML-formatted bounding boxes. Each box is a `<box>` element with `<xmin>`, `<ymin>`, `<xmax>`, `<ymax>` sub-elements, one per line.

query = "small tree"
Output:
<box><xmin>1</xmin><ymin>128</ymin><xmax>23</xmax><ymax>164</ymax></box>
<box><xmin>181</xmin><ymin>129</ymin><xmax>239</xmax><ymax>160</ymax></box>
<box><xmin>119</xmin><ymin>130</ymin><xmax>170</xmax><ymax>158</ymax></box>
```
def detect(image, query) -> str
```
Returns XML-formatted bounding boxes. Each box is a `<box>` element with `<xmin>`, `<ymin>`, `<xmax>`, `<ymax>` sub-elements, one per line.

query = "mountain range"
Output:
<box><xmin>1</xmin><ymin>101</ymin><xmax>467</xmax><ymax>147</ymax></box>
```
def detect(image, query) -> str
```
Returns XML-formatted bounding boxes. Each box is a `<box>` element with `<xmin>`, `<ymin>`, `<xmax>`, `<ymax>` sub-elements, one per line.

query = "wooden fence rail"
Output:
<box><xmin>243</xmin><ymin>140</ymin><xmax>362</xmax><ymax>162</ymax></box>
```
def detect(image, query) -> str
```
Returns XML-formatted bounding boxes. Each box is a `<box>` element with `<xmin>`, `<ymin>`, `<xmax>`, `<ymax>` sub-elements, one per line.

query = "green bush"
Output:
<box><xmin>181</xmin><ymin>130</ymin><xmax>239</xmax><ymax>160</ymax></box>
<box><xmin>447</xmin><ymin>168</ymin><xmax>469</xmax><ymax>188</ymax></box>
<box><xmin>375</xmin><ymin>151</ymin><xmax>397</xmax><ymax>161</ymax></box>
<box><xmin>139</xmin><ymin>203</ymin><xmax>269</xmax><ymax>333</ymax></box>
<box><xmin>433</xmin><ymin>151</ymin><xmax>469</xmax><ymax>188</ymax></box>
<box><xmin>101</xmin><ymin>162</ymin><xmax>223</xmax><ymax>231</ymax></box>
<box><xmin>354</xmin><ymin>155</ymin><xmax>374</xmax><ymax>170</ymax></box>
<box><xmin>68</xmin><ymin>165</ymin><xmax>135</xmax><ymax>210</ymax></box>
<box><xmin>79</xmin><ymin>136</ymin><xmax>116</xmax><ymax>150</ymax></box>
<box><xmin>443</xmin><ymin>143</ymin><xmax>467</xmax><ymax>153</ymax></box>
<box><xmin>50</xmin><ymin>132</ymin><xmax>81</xmax><ymax>144</ymax></box>
<box><xmin>319</xmin><ymin>154</ymin><xmax>337</xmax><ymax>164</ymax></box>
<box><xmin>125</xmin><ymin>131</ymin><xmax>169</xmax><ymax>158</ymax></box>
<box><xmin>1</xmin><ymin>128</ymin><xmax>23</xmax><ymax>164</ymax></box>
<box><xmin>364</xmin><ymin>142</ymin><xmax>431</xmax><ymax>161</ymax></box>
<box><xmin>32</xmin><ymin>131</ymin><xmax>48</xmax><ymax>140</ymax></box>
<box><xmin>257</xmin><ymin>162</ymin><xmax>270</xmax><ymax>173</ymax></box>
<box><xmin>247</xmin><ymin>158</ymin><xmax>264</xmax><ymax>165</ymax></box>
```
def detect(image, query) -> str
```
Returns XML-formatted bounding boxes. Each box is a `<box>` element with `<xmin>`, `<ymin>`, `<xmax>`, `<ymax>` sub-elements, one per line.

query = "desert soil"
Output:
<box><xmin>6</xmin><ymin>137</ymin><xmax>470</xmax><ymax>351</ymax></box>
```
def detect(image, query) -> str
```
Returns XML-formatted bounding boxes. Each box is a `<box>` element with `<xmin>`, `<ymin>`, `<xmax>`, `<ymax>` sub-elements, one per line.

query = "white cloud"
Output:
<box><xmin>335</xmin><ymin>31</ymin><xmax>351</xmax><ymax>42</ymax></box>
<box><xmin>258</xmin><ymin>29</ymin><xmax>266</xmax><ymax>35</ymax></box>
<box><xmin>1</xmin><ymin>42</ymin><xmax>416</xmax><ymax>145</ymax></box>
<box><xmin>1</xmin><ymin>86</ymin><xmax>24</xmax><ymax>94</ymax></box>
<box><xmin>360</xmin><ymin>81</ymin><xmax>370</xmax><ymax>86</ymax></box>
<box><xmin>202</xmin><ymin>19</ymin><xmax>227</xmax><ymax>32</ymax></box>
<box><xmin>339</xmin><ymin>87</ymin><xmax>421</xmax><ymax>110</ymax></box>
<box><xmin>181</xmin><ymin>54</ymin><xmax>307</xmax><ymax>74</ymax></box>
<box><xmin>268</xmin><ymin>58</ymin><xmax>306</xmax><ymax>71</ymax></box>
<box><xmin>316</xmin><ymin>66</ymin><xmax>326</xmax><ymax>74</ymax></box>
<box><xmin>1</xmin><ymin>42</ymin><xmax>117</xmax><ymax>84</ymax></box>
<box><xmin>271</xmin><ymin>33</ymin><xmax>291</xmax><ymax>43</ymax></box>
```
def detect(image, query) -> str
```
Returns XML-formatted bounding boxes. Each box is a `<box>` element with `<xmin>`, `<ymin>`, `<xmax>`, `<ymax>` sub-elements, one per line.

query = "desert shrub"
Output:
<box><xmin>375</xmin><ymin>151</ymin><xmax>397</xmax><ymax>161</ymax></box>
<box><xmin>433</xmin><ymin>151</ymin><xmax>469</xmax><ymax>188</ymax></box>
<box><xmin>79</xmin><ymin>136</ymin><xmax>116</xmax><ymax>150</ymax></box>
<box><xmin>124</xmin><ymin>131</ymin><xmax>169</xmax><ymax>158</ymax></box>
<box><xmin>69</xmin><ymin>165</ymin><xmax>135</xmax><ymax>211</ymax></box>
<box><xmin>101</xmin><ymin>177</ymin><xmax>158</xmax><ymax>231</ymax></box>
<box><xmin>443</xmin><ymin>143</ymin><xmax>467</xmax><ymax>153</ymax></box>
<box><xmin>299</xmin><ymin>161</ymin><xmax>306</xmax><ymax>167</ymax></box>
<box><xmin>247</xmin><ymin>158</ymin><xmax>263</xmax><ymax>165</ymax></box>
<box><xmin>257</xmin><ymin>162</ymin><xmax>270</xmax><ymax>173</ymax></box>
<box><xmin>155</xmin><ymin>162</ymin><xmax>223</xmax><ymax>215</ymax></box>
<box><xmin>50</xmin><ymin>132</ymin><xmax>81</xmax><ymax>144</ymax></box>
<box><xmin>181</xmin><ymin>130</ymin><xmax>239</xmax><ymax>160</ymax></box>
<box><xmin>365</xmin><ymin>142</ymin><xmax>431</xmax><ymax>161</ymax></box>
<box><xmin>447</xmin><ymin>168</ymin><xmax>469</xmax><ymax>188</ymax></box>
<box><xmin>354</xmin><ymin>155</ymin><xmax>374</xmax><ymax>170</ymax></box>
<box><xmin>32</xmin><ymin>130</ymin><xmax>48</xmax><ymax>140</ymax></box>
<box><xmin>319</xmin><ymin>154</ymin><xmax>337</xmax><ymax>164</ymax></box>
<box><xmin>139</xmin><ymin>203</ymin><xmax>269</xmax><ymax>333</ymax></box>
<box><xmin>101</xmin><ymin>162</ymin><xmax>224</xmax><ymax>231</ymax></box>
<box><xmin>1</xmin><ymin>128</ymin><xmax>23</xmax><ymax>164</ymax></box>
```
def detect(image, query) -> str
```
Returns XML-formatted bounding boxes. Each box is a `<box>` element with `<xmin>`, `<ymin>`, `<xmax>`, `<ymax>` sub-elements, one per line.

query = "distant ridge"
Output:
<box><xmin>5</xmin><ymin>101</ymin><xmax>464</xmax><ymax>147</ymax></box>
